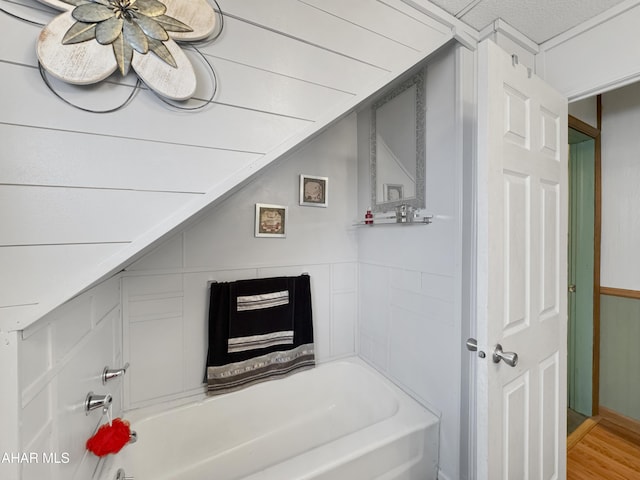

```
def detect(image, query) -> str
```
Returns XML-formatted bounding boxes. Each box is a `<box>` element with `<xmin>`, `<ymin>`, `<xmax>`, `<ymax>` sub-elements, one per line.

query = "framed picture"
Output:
<box><xmin>299</xmin><ymin>174</ymin><xmax>328</xmax><ymax>207</ymax></box>
<box><xmin>255</xmin><ymin>203</ymin><xmax>287</xmax><ymax>238</ymax></box>
<box><xmin>383</xmin><ymin>183</ymin><xmax>404</xmax><ymax>202</ymax></box>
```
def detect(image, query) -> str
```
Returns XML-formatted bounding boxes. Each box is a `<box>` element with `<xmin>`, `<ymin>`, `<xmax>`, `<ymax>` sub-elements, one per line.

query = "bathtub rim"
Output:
<box><xmin>123</xmin><ymin>355</ymin><xmax>438</xmax><ymax>424</ymax></box>
<box><xmin>99</xmin><ymin>355</ymin><xmax>441</xmax><ymax>480</ymax></box>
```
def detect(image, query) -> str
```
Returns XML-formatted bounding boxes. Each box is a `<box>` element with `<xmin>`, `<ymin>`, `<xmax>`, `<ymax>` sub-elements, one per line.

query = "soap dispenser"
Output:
<box><xmin>365</xmin><ymin>207</ymin><xmax>373</xmax><ymax>225</ymax></box>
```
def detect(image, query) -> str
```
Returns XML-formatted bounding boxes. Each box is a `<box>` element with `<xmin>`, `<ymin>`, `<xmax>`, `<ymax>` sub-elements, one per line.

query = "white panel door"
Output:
<box><xmin>475</xmin><ymin>40</ymin><xmax>568</xmax><ymax>480</ymax></box>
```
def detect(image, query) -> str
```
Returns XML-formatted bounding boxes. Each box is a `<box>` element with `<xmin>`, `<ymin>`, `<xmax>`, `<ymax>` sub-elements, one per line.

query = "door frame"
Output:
<box><xmin>568</xmin><ymin>103</ymin><xmax>601</xmax><ymax>416</ymax></box>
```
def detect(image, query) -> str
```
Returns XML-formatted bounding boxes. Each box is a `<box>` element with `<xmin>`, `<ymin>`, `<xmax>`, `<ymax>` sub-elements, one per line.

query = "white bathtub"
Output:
<box><xmin>103</xmin><ymin>357</ymin><xmax>439</xmax><ymax>480</ymax></box>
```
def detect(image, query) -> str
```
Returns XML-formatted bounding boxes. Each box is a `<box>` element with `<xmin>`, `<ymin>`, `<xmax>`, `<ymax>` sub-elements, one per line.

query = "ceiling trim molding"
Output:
<box><xmin>479</xmin><ymin>18</ymin><xmax>539</xmax><ymax>54</ymax></box>
<box><xmin>540</xmin><ymin>0</ymin><xmax>640</xmax><ymax>51</ymax></box>
<box><xmin>452</xmin><ymin>27</ymin><xmax>477</xmax><ymax>51</ymax></box>
<box><xmin>566</xmin><ymin>72</ymin><xmax>640</xmax><ymax>103</ymax></box>
<box><xmin>402</xmin><ymin>0</ymin><xmax>480</xmax><ymax>41</ymax></box>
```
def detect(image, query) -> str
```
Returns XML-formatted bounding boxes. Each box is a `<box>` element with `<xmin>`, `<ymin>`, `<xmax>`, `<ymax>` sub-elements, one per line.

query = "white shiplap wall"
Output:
<box><xmin>0</xmin><ymin>0</ymin><xmax>452</xmax><ymax>332</ymax></box>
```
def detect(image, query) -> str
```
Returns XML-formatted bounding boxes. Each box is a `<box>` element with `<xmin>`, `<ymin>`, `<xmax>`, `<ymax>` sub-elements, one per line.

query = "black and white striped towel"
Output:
<box><xmin>206</xmin><ymin>275</ymin><xmax>315</xmax><ymax>395</ymax></box>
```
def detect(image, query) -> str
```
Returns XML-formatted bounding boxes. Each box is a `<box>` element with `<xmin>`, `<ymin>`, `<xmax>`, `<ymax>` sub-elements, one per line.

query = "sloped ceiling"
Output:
<box><xmin>2</xmin><ymin>0</ymin><xmax>633</xmax><ymax>331</ymax></box>
<box><xmin>0</xmin><ymin>0</ymin><xmax>452</xmax><ymax>330</ymax></box>
<box><xmin>427</xmin><ymin>0</ymin><xmax>629</xmax><ymax>43</ymax></box>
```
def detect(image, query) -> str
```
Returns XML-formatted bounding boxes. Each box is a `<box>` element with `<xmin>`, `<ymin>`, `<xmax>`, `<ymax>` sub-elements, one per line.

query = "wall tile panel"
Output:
<box><xmin>51</xmin><ymin>295</ymin><xmax>93</xmax><ymax>364</ymax></box>
<box><xmin>19</xmin><ymin>324</ymin><xmax>52</xmax><ymax>398</ymax></box>
<box><xmin>332</xmin><ymin>263</ymin><xmax>358</xmax><ymax>292</ymax></box>
<box><xmin>128</xmin><ymin>317</ymin><xmax>184</xmax><ymax>405</ymax></box>
<box><xmin>331</xmin><ymin>292</ymin><xmax>357</xmax><ymax>357</ymax></box>
<box><xmin>20</xmin><ymin>384</ymin><xmax>52</xmax><ymax>451</ymax></box>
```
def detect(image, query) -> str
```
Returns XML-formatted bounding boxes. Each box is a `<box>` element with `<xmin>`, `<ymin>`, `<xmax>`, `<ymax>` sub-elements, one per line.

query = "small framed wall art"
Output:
<box><xmin>255</xmin><ymin>203</ymin><xmax>287</xmax><ymax>238</ymax></box>
<box><xmin>299</xmin><ymin>175</ymin><xmax>328</xmax><ymax>207</ymax></box>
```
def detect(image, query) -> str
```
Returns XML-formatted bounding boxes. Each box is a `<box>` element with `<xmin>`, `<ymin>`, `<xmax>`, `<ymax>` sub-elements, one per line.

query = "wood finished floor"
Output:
<box><xmin>568</xmin><ymin>418</ymin><xmax>640</xmax><ymax>479</ymax></box>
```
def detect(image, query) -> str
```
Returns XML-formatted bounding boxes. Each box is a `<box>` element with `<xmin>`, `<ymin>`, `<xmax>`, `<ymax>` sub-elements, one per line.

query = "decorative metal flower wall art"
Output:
<box><xmin>35</xmin><ymin>0</ymin><xmax>217</xmax><ymax>100</ymax></box>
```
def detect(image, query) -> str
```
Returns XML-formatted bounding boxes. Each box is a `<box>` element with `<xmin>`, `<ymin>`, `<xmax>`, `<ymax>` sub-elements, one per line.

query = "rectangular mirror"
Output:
<box><xmin>370</xmin><ymin>70</ymin><xmax>426</xmax><ymax>212</ymax></box>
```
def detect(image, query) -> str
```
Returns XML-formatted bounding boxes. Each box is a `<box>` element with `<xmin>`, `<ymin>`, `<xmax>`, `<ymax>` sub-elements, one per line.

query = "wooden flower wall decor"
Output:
<box><xmin>36</xmin><ymin>0</ymin><xmax>217</xmax><ymax>100</ymax></box>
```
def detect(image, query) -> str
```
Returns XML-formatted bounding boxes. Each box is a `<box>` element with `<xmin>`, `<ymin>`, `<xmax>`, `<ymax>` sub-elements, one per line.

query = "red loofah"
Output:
<box><xmin>86</xmin><ymin>418</ymin><xmax>131</xmax><ymax>457</ymax></box>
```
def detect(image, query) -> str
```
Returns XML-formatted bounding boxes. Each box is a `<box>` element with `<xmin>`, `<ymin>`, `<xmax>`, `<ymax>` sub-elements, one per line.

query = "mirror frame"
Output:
<box><xmin>370</xmin><ymin>69</ymin><xmax>426</xmax><ymax>213</ymax></box>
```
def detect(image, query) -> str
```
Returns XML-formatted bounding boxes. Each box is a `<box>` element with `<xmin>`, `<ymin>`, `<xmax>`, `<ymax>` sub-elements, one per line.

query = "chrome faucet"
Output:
<box><xmin>102</xmin><ymin>362</ymin><xmax>130</xmax><ymax>384</ymax></box>
<box><xmin>395</xmin><ymin>204</ymin><xmax>414</xmax><ymax>223</ymax></box>
<box><xmin>115</xmin><ymin>469</ymin><xmax>134</xmax><ymax>480</ymax></box>
<box><xmin>85</xmin><ymin>392</ymin><xmax>112</xmax><ymax>414</ymax></box>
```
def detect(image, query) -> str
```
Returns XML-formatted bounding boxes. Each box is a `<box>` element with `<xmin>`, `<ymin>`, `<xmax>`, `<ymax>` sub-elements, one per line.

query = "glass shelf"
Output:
<box><xmin>353</xmin><ymin>215</ymin><xmax>433</xmax><ymax>227</ymax></box>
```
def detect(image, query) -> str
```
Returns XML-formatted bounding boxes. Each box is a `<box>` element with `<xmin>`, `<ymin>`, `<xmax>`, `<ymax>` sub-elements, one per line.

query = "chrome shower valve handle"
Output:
<box><xmin>85</xmin><ymin>392</ymin><xmax>112</xmax><ymax>415</ymax></box>
<box><xmin>103</xmin><ymin>362</ymin><xmax>130</xmax><ymax>384</ymax></box>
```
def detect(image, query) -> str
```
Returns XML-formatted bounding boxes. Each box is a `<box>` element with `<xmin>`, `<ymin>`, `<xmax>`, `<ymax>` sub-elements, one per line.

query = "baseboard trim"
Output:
<box><xmin>599</xmin><ymin>406</ymin><xmax>640</xmax><ymax>435</ymax></box>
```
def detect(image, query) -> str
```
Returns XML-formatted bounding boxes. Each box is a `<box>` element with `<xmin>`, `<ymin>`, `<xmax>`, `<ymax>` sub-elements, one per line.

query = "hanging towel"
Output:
<box><xmin>227</xmin><ymin>277</ymin><xmax>294</xmax><ymax>353</ymax></box>
<box><xmin>206</xmin><ymin>275</ymin><xmax>315</xmax><ymax>395</ymax></box>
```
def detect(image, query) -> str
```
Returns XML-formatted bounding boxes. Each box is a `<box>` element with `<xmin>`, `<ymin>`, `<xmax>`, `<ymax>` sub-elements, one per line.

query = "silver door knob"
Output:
<box><xmin>492</xmin><ymin>344</ymin><xmax>518</xmax><ymax>367</ymax></box>
<box><xmin>568</xmin><ymin>284</ymin><xmax>576</xmax><ymax>293</ymax></box>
